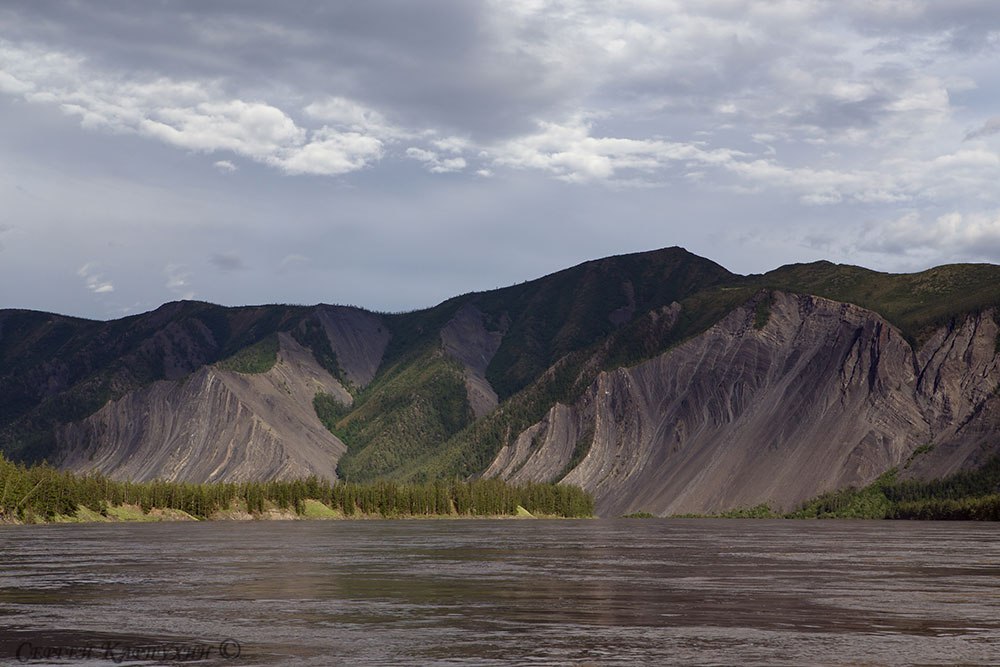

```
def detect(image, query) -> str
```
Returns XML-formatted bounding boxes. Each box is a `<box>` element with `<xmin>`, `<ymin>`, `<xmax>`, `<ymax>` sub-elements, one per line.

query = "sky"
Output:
<box><xmin>2</xmin><ymin>1</ymin><xmax>1000</xmax><ymax>320</ymax></box>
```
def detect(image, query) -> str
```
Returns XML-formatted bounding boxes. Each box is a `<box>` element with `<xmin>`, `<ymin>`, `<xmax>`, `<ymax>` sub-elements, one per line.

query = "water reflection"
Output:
<box><xmin>1</xmin><ymin>519</ymin><xmax>998</xmax><ymax>665</ymax></box>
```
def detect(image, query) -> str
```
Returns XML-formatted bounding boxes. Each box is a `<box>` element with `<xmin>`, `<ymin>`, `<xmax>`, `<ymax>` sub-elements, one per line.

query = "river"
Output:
<box><xmin>1</xmin><ymin>519</ymin><xmax>998</xmax><ymax>665</ymax></box>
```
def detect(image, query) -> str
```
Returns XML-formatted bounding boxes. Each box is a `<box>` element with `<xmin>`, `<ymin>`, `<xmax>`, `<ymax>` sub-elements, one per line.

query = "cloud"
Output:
<box><xmin>304</xmin><ymin>97</ymin><xmax>409</xmax><ymax>141</ymax></box>
<box><xmin>77</xmin><ymin>262</ymin><xmax>114</xmax><ymax>293</ymax></box>
<box><xmin>277</xmin><ymin>254</ymin><xmax>309</xmax><ymax>273</ymax></box>
<box><xmin>486</xmin><ymin>115</ymin><xmax>744</xmax><ymax>183</ymax></box>
<box><xmin>857</xmin><ymin>210</ymin><xmax>1000</xmax><ymax>259</ymax></box>
<box><xmin>0</xmin><ymin>3</ymin><xmax>993</xmax><ymax>193</ymax></box>
<box><xmin>276</xmin><ymin>127</ymin><xmax>385</xmax><ymax>176</ymax></box>
<box><xmin>405</xmin><ymin>147</ymin><xmax>466</xmax><ymax>173</ymax></box>
<box><xmin>966</xmin><ymin>117</ymin><xmax>1000</xmax><ymax>141</ymax></box>
<box><xmin>140</xmin><ymin>99</ymin><xmax>304</xmax><ymax>157</ymax></box>
<box><xmin>164</xmin><ymin>263</ymin><xmax>195</xmax><ymax>300</ymax></box>
<box><xmin>5</xmin><ymin>0</ymin><xmax>1000</xmax><ymax>320</ymax></box>
<box><xmin>209</xmin><ymin>251</ymin><xmax>246</xmax><ymax>272</ymax></box>
<box><xmin>0</xmin><ymin>70</ymin><xmax>32</xmax><ymax>94</ymax></box>
<box><xmin>0</xmin><ymin>41</ymin><xmax>398</xmax><ymax>177</ymax></box>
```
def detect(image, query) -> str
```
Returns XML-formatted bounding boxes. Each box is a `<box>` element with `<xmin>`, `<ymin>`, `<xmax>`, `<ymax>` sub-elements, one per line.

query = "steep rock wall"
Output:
<box><xmin>904</xmin><ymin>312</ymin><xmax>1000</xmax><ymax>479</ymax></box>
<box><xmin>440</xmin><ymin>303</ymin><xmax>503</xmax><ymax>418</ymax></box>
<box><xmin>314</xmin><ymin>305</ymin><xmax>389</xmax><ymax>388</ymax></box>
<box><xmin>55</xmin><ymin>334</ymin><xmax>348</xmax><ymax>482</ymax></box>
<box><xmin>487</xmin><ymin>292</ymin><xmax>1000</xmax><ymax>516</ymax></box>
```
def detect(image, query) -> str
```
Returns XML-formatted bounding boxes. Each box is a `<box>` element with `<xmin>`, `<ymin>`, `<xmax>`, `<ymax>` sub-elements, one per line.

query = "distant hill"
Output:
<box><xmin>3</xmin><ymin>247</ymin><xmax>1000</xmax><ymax>515</ymax></box>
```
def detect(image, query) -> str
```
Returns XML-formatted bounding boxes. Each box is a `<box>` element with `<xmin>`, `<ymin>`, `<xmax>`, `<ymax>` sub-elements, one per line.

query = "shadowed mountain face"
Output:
<box><xmin>3</xmin><ymin>247</ymin><xmax>1000</xmax><ymax>515</ymax></box>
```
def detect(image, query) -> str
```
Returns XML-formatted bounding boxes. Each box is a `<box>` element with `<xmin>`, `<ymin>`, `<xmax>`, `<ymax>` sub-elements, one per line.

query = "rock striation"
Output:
<box><xmin>485</xmin><ymin>292</ymin><xmax>1000</xmax><ymax>516</ymax></box>
<box><xmin>440</xmin><ymin>303</ymin><xmax>503</xmax><ymax>418</ymax></box>
<box><xmin>56</xmin><ymin>334</ymin><xmax>349</xmax><ymax>482</ymax></box>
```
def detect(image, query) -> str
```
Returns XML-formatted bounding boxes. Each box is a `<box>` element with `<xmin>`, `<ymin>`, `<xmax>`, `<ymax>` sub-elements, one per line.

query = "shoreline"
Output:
<box><xmin>0</xmin><ymin>501</ymin><xmax>586</xmax><ymax>526</ymax></box>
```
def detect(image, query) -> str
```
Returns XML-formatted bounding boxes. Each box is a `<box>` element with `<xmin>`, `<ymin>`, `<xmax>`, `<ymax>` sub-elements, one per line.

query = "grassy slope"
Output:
<box><xmin>753</xmin><ymin>261</ymin><xmax>1000</xmax><ymax>345</ymax></box>
<box><xmin>215</xmin><ymin>333</ymin><xmax>280</xmax><ymax>374</ymax></box>
<box><xmin>332</xmin><ymin>350</ymin><xmax>472</xmax><ymax>482</ymax></box>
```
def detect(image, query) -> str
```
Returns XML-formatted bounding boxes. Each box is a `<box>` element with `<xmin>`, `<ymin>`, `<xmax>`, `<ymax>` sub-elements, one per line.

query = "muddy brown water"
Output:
<box><xmin>0</xmin><ymin>519</ymin><xmax>998</xmax><ymax>665</ymax></box>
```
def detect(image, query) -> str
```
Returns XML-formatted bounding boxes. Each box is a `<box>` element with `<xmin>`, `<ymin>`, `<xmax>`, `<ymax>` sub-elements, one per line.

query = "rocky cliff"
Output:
<box><xmin>440</xmin><ymin>303</ymin><xmax>503</xmax><ymax>418</ymax></box>
<box><xmin>55</xmin><ymin>334</ymin><xmax>350</xmax><ymax>482</ymax></box>
<box><xmin>484</xmin><ymin>291</ymin><xmax>1000</xmax><ymax>516</ymax></box>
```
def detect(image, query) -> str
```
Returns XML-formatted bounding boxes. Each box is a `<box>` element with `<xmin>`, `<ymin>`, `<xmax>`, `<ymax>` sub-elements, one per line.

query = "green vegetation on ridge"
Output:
<box><xmin>216</xmin><ymin>334</ymin><xmax>279</xmax><ymax>374</ymax></box>
<box><xmin>475</xmin><ymin>247</ymin><xmax>734</xmax><ymax>399</ymax></box>
<box><xmin>754</xmin><ymin>261</ymin><xmax>1000</xmax><ymax>345</ymax></box>
<box><xmin>0</xmin><ymin>302</ymin><xmax>309</xmax><ymax>463</ymax></box>
<box><xmin>330</xmin><ymin>351</ymin><xmax>473</xmax><ymax>482</ymax></box>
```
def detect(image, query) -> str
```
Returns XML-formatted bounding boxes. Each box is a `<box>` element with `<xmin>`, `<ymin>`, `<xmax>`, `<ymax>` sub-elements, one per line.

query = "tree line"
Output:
<box><xmin>789</xmin><ymin>457</ymin><xmax>1000</xmax><ymax>520</ymax></box>
<box><xmin>0</xmin><ymin>454</ymin><xmax>594</xmax><ymax>522</ymax></box>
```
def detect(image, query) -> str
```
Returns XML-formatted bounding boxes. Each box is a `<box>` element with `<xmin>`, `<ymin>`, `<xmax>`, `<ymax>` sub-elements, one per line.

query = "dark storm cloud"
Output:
<box><xmin>0</xmin><ymin>0</ymin><xmax>563</xmax><ymax>139</ymax></box>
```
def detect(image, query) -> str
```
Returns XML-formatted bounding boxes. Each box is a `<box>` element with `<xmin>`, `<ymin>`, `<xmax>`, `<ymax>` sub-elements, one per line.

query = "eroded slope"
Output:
<box><xmin>486</xmin><ymin>292</ymin><xmax>1000</xmax><ymax>516</ymax></box>
<box><xmin>56</xmin><ymin>334</ymin><xmax>349</xmax><ymax>482</ymax></box>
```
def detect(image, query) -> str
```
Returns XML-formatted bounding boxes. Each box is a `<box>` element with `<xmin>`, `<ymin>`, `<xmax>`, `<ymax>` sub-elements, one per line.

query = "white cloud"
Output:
<box><xmin>140</xmin><ymin>100</ymin><xmax>305</xmax><ymax>158</ymax></box>
<box><xmin>405</xmin><ymin>147</ymin><xmax>467</xmax><ymax>173</ymax></box>
<box><xmin>77</xmin><ymin>262</ymin><xmax>114</xmax><ymax>294</ymax></box>
<box><xmin>0</xmin><ymin>70</ymin><xmax>31</xmax><ymax>94</ymax></box>
<box><xmin>0</xmin><ymin>41</ymin><xmax>396</xmax><ymax>178</ymax></box>
<box><xmin>277</xmin><ymin>128</ymin><xmax>384</xmax><ymax>176</ymax></box>
<box><xmin>486</xmin><ymin>115</ymin><xmax>743</xmax><ymax>183</ymax></box>
<box><xmin>303</xmin><ymin>96</ymin><xmax>409</xmax><ymax>141</ymax></box>
<box><xmin>213</xmin><ymin>160</ymin><xmax>237</xmax><ymax>173</ymax></box>
<box><xmin>164</xmin><ymin>263</ymin><xmax>194</xmax><ymax>300</ymax></box>
<box><xmin>431</xmin><ymin>136</ymin><xmax>473</xmax><ymax>154</ymax></box>
<box><xmin>1</xmin><ymin>8</ymin><xmax>994</xmax><ymax>198</ymax></box>
<box><xmin>858</xmin><ymin>210</ymin><xmax>1000</xmax><ymax>259</ymax></box>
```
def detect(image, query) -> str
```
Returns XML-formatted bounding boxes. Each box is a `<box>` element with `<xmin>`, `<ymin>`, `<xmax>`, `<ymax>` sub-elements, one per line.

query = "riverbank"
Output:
<box><xmin>0</xmin><ymin>454</ymin><xmax>594</xmax><ymax>524</ymax></box>
<box><xmin>0</xmin><ymin>499</ymin><xmax>561</xmax><ymax>525</ymax></box>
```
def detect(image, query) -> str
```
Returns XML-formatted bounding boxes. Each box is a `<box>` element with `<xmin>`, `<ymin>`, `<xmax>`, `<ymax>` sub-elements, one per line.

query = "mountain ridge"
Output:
<box><xmin>4</xmin><ymin>246</ymin><xmax>1000</xmax><ymax>516</ymax></box>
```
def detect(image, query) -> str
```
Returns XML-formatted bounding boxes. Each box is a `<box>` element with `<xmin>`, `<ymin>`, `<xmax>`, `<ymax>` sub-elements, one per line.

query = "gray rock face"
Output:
<box><xmin>314</xmin><ymin>305</ymin><xmax>389</xmax><ymax>388</ymax></box>
<box><xmin>485</xmin><ymin>292</ymin><xmax>1000</xmax><ymax>516</ymax></box>
<box><xmin>905</xmin><ymin>311</ymin><xmax>1000</xmax><ymax>479</ymax></box>
<box><xmin>440</xmin><ymin>303</ymin><xmax>503</xmax><ymax>418</ymax></box>
<box><xmin>56</xmin><ymin>334</ymin><xmax>348</xmax><ymax>482</ymax></box>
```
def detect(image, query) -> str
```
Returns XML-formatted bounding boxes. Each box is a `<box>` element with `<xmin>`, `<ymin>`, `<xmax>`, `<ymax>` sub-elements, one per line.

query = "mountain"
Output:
<box><xmin>2</xmin><ymin>247</ymin><xmax>1000</xmax><ymax>515</ymax></box>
